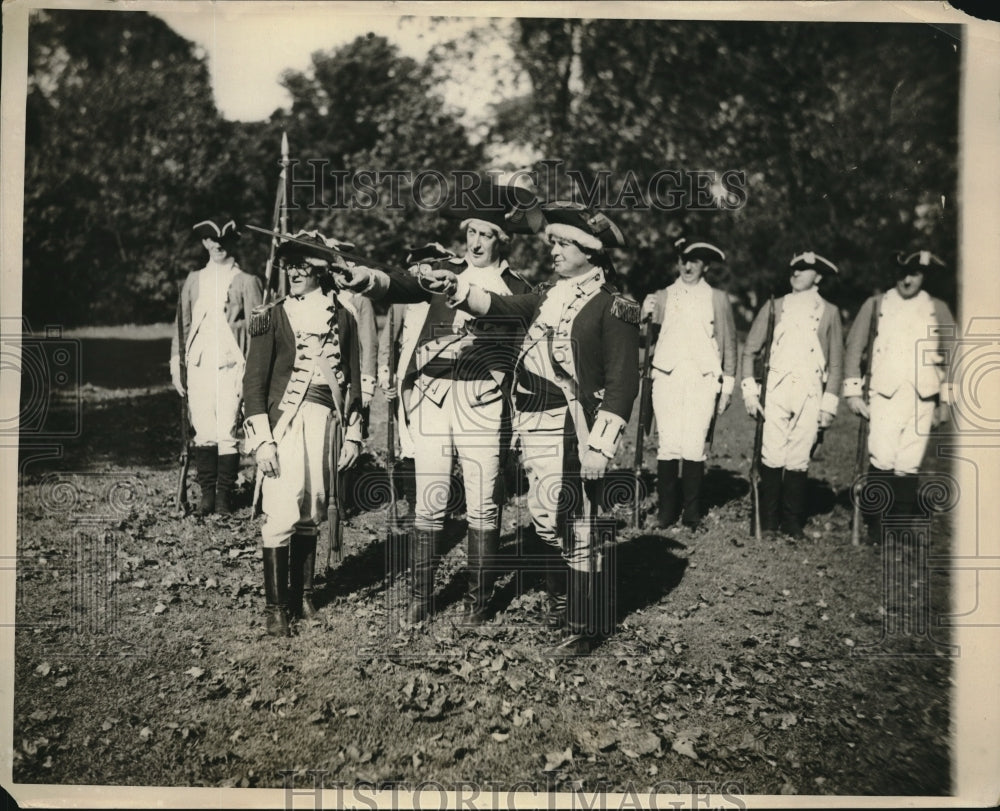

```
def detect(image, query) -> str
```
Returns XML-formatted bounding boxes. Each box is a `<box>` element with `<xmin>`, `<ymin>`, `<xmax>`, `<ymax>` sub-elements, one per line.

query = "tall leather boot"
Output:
<box><xmin>656</xmin><ymin>459</ymin><xmax>680</xmax><ymax>528</ymax></box>
<box><xmin>407</xmin><ymin>528</ymin><xmax>437</xmax><ymax>624</ymax></box>
<box><xmin>544</xmin><ymin>548</ymin><xmax>568</xmax><ymax>630</ymax></box>
<box><xmin>551</xmin><ymin>566</ymin><xmax>596</xmax><ymax>657</ymax></box>
<box><xmin>262</xmin><ymin>546</ymin><xmax>290</xmax><ymax>637</ymax></box>
<box><xmin>890</xmin><ymin>473</ymin><xmax>921</xmax><ymax>541</ymax></box>
<box><xmin>758</xmin><ymin>464</ymin><xmax>783</xmax><ymax>535</ymax></box>
<box><xmin>465</xmin><ymin>528</ymin><xmax>499</xmax><ymax>625</ymax></box>
<box><xmin>780</xmin><ymin>469</ymin><xmax>808</xmax><ymax>538</ymax></box>
<box><xmin>193</xmin><ymin>446</ymin><xmax>218</xmax><ymax>515</ymax></box>
<box><xmin>288</xmin><ymin>534</ymin><xmax>318</xmax><ymax>620</ymax></box>
<box><xmin>680</xmin><ymin>460</ymin><xmax>705</xmax><ymax>529</ymax></box>
<box><xmin>865</xmin><ymin>466</ymin><xmax>893</xmax><ymax>544</ymax></box>
<box><xmin>215</xmin><ymin>453</ymin><xmax>240</xmax><ymax>514</ymax></box>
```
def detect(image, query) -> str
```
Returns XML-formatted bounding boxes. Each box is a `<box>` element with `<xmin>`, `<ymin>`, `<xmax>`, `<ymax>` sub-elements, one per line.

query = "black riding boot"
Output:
<box><xmin>215</xmin><ymin>453</ymin><xmax>240</xmax><ymax>514</ymax></box>
<box><xmin>680</xmin><ymin>460</ymin><xmax>705</xmax><ymax>529</ymax></box>
<box><xmin>543</xmin><ymin>546</ymin><xmax>568</xmax><ymax>630</ymax></box>
<box><xmin>407</xmin><ymin>528</ymin><xmax>438</xmax><ymax>624</ymax></box>
<box><xmin>865</xmin><ymin>466</ymin><xmax>894</xmax><ymax>544</ymax></box>
<box><xmin>262</xmin><ymin>546</ymin><xmax>290</xmax><ymax>637</ymax></box>
<box><xmin>656</xmin><ymin>459</ymin><xmax>680</xmax><ymax>528</ymax></box>
<box><xmin>194</xmin><ymin>446</ymin><xmax>218</xmax><ymax>515</ymax></box>
<box><xmin>890</xmin><ymin>473</ymin><xmax>921</xmax><ymax>540</ymax></box>
<box><xmin>465</xmin><ymin>528</ymin><xmax>499</xmax><ymax>625</ymax></box>
<box><xmin>551</xmin><ymin>566</ymin><xmax>596</xmax><ymax>657</ymax></box>
<box><xmin>288</xmin><ymin>534</ymin><xmax>318</xmax><ymax>620</ymax></box>
<box><xmin>758</xmin><ymin>463</ymin><xmax>783</xmax><ymax>535</ymax></box>
<box><xmin>780</xmin><ymin>469</ymin><xmax>808</xmax><ymax>538</ymax></box>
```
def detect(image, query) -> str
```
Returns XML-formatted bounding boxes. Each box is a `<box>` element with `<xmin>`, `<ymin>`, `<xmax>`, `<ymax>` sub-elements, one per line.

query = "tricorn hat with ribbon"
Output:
<box><xmin>542</xmin><ymin>201</ymin><xmax>626</xmax><ymax>251</ymax></box>
<box><xmin>193</xmin><ymin>219</ymin><xmax>239</xmax><ymax>250</ymax></box>
<box><xmin>675</xmin><ymin>237</ymin><xmax>725</xmax><ymax>265</ymax></box>
<box><xmin>790</xmin><ymin>251</ymin><xmax>838</xmax><ymax>274</ymax></box>
<box><xmin>896</xmin><ymin>250</ymin><xmax>946</xmax><ymax>271</ymax></box>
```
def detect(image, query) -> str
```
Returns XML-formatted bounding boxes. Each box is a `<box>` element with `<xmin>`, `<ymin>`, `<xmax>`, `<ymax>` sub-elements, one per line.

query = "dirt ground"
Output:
<box><xmin>10</xmin><ymin>327</ymin><xmax>953</xmax><ymax>798</ymax></box>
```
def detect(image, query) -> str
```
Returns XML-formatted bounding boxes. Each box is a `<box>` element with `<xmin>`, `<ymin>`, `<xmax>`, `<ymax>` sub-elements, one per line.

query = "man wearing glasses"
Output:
<box><xmin>243</xmin><ymin>232</ymin><xmax>365</xmax><ymax>637</ymax></box>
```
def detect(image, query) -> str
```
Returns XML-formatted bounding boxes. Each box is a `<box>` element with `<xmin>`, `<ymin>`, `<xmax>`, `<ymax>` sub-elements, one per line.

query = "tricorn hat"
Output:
<box><xmin>405</xmin><ymin>242</ymin><xmax>457</xmax><ymax>265</ymax></box>
<box><xmin>275</xmin><ymin>230</ymin><xmax>353</xmax><ymax>265</ymax></box>
<box><xmin>896</xmin><ymin>250</ymin><xmax>946</xmax><ymax>270</ymax></box>
<box><xmin>675</xmin><ymin>237</ymin><xmax>725</xmax><ymax>264</ymax></box>
<box><xmin>790</xmin><ymin>251</ymin><xmax>838</xmax><ymax>275</ymax></box>
<box><xmin>444</xmin><ymin>172</ymin><xmax>545</xmax><ymax>236</ymax></box>
<box><xmin>193</xmin><ymin>219</ymin><xmax>239</xmax><ymax>250</ymax></box>
<box><xmin>542</xmin><ymin>201</ymin><xmax>626</xmax><ymax>251</ymax></box>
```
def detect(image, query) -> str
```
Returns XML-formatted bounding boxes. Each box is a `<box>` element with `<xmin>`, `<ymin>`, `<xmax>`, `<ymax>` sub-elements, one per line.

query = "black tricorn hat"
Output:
<box><xmin>896</xmin><ymin>250</ymin><xmax>946</xmax><ymax>270</ymax></box>
<box><xmin>193</xmin><ymin>219</ymin><xmax>239</xmax><ymax>250</ymax></box>
<box><xmin>542</xmin><ymin>201</ymin><xmax>626</xmax><ymax>250</ymax></box>
<box><xmin>275</xmin><ymin>230</ymin><xmax>353</xmax><ymax>264</ymax></box>
<box><xmin>405</xmin><ymin>242</ymin><xmax>457</xmax><ymax>265</ymax></box>
<box><xmin>790</xmin><ymin>251</ymin><xmax>838</xmax><ymax>275</ymax></box>
<box><xmin>443</xmin><ymin>172</ymin><xmax>545</xmax><ymax>235</ymax></box>
<box><xmin>675</xmin><ymin>237</ymin><xmax>725</xmax><ymax>264</ymax></box>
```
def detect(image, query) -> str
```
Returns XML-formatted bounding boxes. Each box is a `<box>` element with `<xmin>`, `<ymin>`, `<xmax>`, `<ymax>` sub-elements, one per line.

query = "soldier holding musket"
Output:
<box><xmin>741</xmin><ymin>252</ymin><xmax>844</xmax><ymax>539</ymax></box>
<box><xmin>641</xmin><ymin>239</ymin><xmax>738</xmax><ymax>531</ymax></box>
<box><xmin>339</xmin><ymin>177</ymin><xmax>542</xmax><ymax>625</ymax></box>
<box><xmin>242</xmin><ymin>231</ymin><xmax>365</xmax><ymax>637</ymax></box>
<box><xmin>428</xmin><ymin>202</ymin><xmax>640</xmax><ymax>656</ymax></box>
<box><xmin>843</xmin><ymin>250</ymin><xmax>954</xmax><ymax>541</ymax></box>
<box><xmin>170</xmin><ymin>220</ymin><xmax>263</xmax><ymax>515</ymax></box>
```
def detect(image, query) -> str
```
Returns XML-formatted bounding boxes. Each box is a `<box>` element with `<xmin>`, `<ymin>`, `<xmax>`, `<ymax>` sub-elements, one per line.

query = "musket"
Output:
<box><xmin>174</xmin><ymin>284</ymin><xmax>191</xmax><ymax>515</ymax></box>
<box><xmin>252</xmin><ymin>134</ymin><xmax>290</xmax><ymax>517</ymax></box>
<box><xmin>385</xmin><ymin>307</ymin><xmax>409</xmax><ymax>576</ymax></box>
<box><xmin>326</xmin><ymin>417</ymin><xmax>345</xmax><ymax>571</ymax></box>
<box><xmin>632</xmin><ymin>313</ymin><xmax>654</xmax><ymax>528</ymax></box>
<box><xmin>851</xmin><ymin>294</ymin><xmax>881</xmax><ymax>546</ymax></box>
<box><xmin>749</xmin><ymin>296</ymin><xmax>775</xmax><ymax>540</ymax></box>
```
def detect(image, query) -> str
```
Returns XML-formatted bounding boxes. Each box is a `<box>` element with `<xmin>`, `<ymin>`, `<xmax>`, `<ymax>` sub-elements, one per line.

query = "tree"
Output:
<box><xmin>24</xmin><ymin>9</ymin><xmax>267</xmax><ymax>326</ymax></box>
<box><xmin>499</xmin><ymin>20</ymin><xmax>960</xmax><ymax>318</ymax></box>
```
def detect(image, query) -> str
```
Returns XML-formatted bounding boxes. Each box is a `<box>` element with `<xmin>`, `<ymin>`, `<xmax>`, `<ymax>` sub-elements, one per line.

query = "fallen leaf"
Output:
<box><xmin>344</xmin><ymin>707</ymin><xmax>360</xmax><ymax>718</ymax></box>
<box><xmin>786</xmin><ymin>637</ymin><xmax>802</xmax><ymax>648</ymax></box>
<box><xmin>153</xmin><ymin>602</ymin><xmax>167</xmax><ymax>615</ymax></box>
<box><xmin>138</xmin><ymin>727</ymin><xmax>152</xmax><ymax>742</ymax></box>
<box><xmin>542</xmin><ymin>747</ymin><xmax>573</xmax><ymax>772</ymax></box>
<box><xmin>184</xmin><ymin>667</ymin><xmax>205</xmax><ymax>680</ymax></box>
<box><xmin>35</xmin><ymin>662</ymin><xmax>51</xmax><ymax>677</ymax></box>
<box><xmin>54</xmin><ymin>677</ymin><xmax>68</xmax><ymax>688</ymax></box>
<box><xmin>491</xmin><ymin>731</ymin><xmax>510</xmax><ymax>742</ymax></box>
<box><xmin>671</xmin><ymin>737</ymin><xmax>699</xmax><ymax>760</ymax></box>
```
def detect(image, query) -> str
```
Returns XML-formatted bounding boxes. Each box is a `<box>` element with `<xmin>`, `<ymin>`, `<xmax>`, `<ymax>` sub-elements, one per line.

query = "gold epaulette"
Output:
<box><xmin>610</xmin><ymin>293</ymin><xmax>641</xmax><ymax>324</ymax></box>
<box><xmin>249</xmin><ymin>297</ymin><xmax>286</xmax><ymax>336</ymax></box>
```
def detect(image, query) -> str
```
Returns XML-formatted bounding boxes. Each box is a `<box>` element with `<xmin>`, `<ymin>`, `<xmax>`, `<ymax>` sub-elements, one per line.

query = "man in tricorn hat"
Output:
<box><xmin>242</xmin><ymin>231</ymin><xmax>365</xmax><ymax>636</ymax></box>
<box><xmin>429</xmin><ymin>201</ymin><xmax>640</xmax><ymax>656</ymax></box>
<box><xmin>843</xmin><ymin>250</ymin><xmax>955</xmax><ymax>540</ymax></box>
<box><xmin>641</xmin><ymin>238</ymin><xmax>738</xmax><ymax>531</ymax></box>
<box><xmin>340</xmin><ymin>176</ymin><xmax>541</xmax><ymax>626</ymax></box>
<box><xmin>741</xmin><ymin>251</ymin><xmax>844</xmax><ymax>538</ymax></box>
<box><xmin>170</xmin><ymin>219</ymin><xmax>263</xmax><ymax>515</ymax></box>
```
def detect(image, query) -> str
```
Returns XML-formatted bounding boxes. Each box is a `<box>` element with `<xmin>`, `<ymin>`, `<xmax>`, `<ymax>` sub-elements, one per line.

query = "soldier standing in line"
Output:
<box><xmin>431</xmin><ymin>202</ymin><xmax>640</xmax><ymax>656</ymax></box>
<box><xmin>843</xmin><ymin>251</ymin><xmax>954</xmax><ymax>541</ymax></box>
<box><xmin>641</xmin><ymin>238</ymin><xmax>738</xmax><ymax>531</ymax></box>
<box><xmin>741</xmin><ymin>252</ymin><xmax>845</xmax><ymax>539</ymax></box>
<box><xmin>340</xmin><ymin>178</ymin><xmax>542</xmax><ymax>625</ymax></box>
<box><xmin>242</xmin><ymin>232</ymin><xmax>365</xmax><ymax>636</ymax></box>
<box><xmin>170</xmin><ymin>219</ymin><xmax>263</xmax><ymax>515</ymax></box>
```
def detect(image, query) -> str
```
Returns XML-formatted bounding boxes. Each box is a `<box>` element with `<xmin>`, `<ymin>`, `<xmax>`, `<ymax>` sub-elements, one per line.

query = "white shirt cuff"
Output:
<box><xmin>721</xmin><ymin>375</ymin><xmax>735</xmax><ymax>397</ymax></box>
<box><xmin>244</xmin><ymin>413</ymin><xmax>274</xmax><ymax>451</ymax></box>
<box><xmin>740</xmin><ymin>377</ymin><xmax>760</xmax><ymax>399</ymax></box>
<box><xmin>345</xmin><ymin>411</ymin><xmax>364</xmax><ymax>444</ymax></box>
<box><xmin>361</xmin><ymin>375</ymin><xmax>376</xmax><ymax>398</ymax></box>
<box><xmin>821</xmin><ymin>391</ymin><xmax>839</xmax><ymax>415</ymax></box>
<box><xmin>447</xmin><ymin>277</ymin><xmax>471</xmax><ymax>307</ymax></box>
<box><xmin>843</xmin><ymin>378</ymin><xmax>863</xmax><ymax>398</ymax></box>
<box><xmin>587</xmin><ymin>411</ymin><xmax>627</xmax><ymax>459</ymax></box>
<box><xmin>939</xmin><ymin>383</ymin><xmax>953</xmax><ymax>404</ymax></box>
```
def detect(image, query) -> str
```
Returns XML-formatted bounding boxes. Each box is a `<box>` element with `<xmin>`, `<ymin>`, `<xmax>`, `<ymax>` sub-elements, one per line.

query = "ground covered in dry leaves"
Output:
<box><xmin>12</xmin><ymin>329</ymin><xmax>953</xmax><ymax>797</ymax></box>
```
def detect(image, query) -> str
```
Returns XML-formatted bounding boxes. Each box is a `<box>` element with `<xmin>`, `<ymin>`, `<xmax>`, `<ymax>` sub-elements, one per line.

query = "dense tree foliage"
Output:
<box><xmin>498</xmin><ymin>20</ymin><xmax>960</xmax><ymax>318</ymax></box>
<box><xmin>22</xmin><ymin>12</ymin><xmax>959</xmax><ymax>326</ymax></box>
